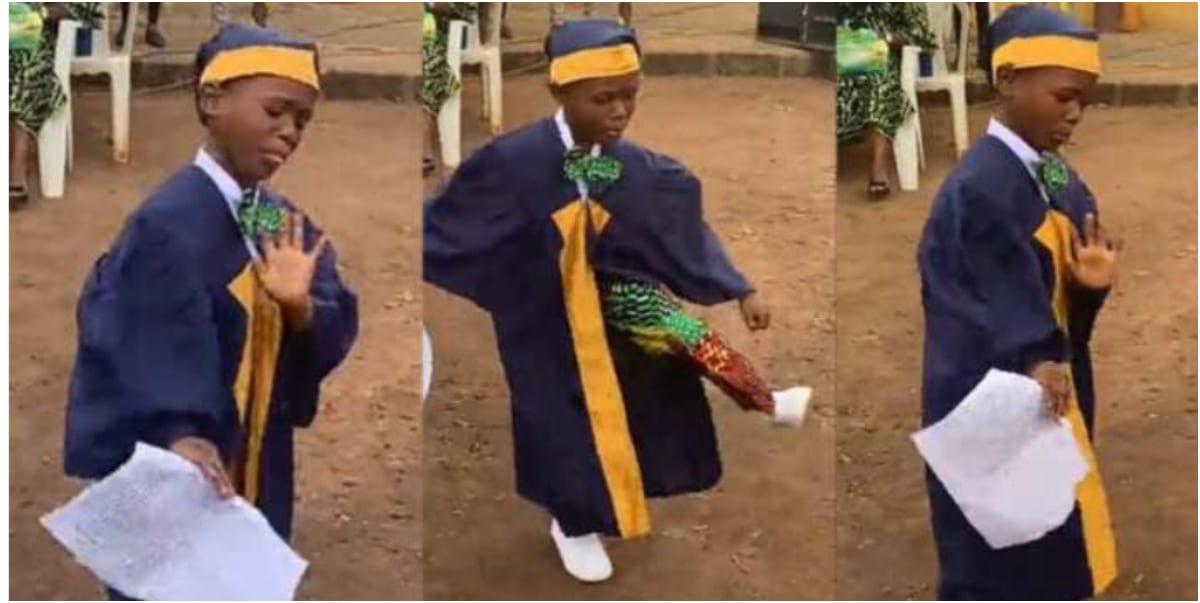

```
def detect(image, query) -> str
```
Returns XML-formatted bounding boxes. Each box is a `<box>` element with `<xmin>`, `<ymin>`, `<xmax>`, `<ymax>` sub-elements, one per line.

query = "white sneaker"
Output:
<box><xmin>550</xmin><ymin>519</ymin><xmax>613</xmax><ymax>583</ymax></box>
<box><xmin>772</xmin><ymin>386</ymin><xmax>812</xmax><ymax>426</ymax></box>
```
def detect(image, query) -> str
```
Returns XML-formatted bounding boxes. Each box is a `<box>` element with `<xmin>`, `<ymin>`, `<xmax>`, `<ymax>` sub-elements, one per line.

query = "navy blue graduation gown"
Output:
<box><xmin>65</xmin><ymin>165</ymin><xmax>359</xmax><ymax>541</ymax></box>
<box><xmin>917</xmin><ymin>135</ymin><xmax>1116</xmax><ymax>599</ymax></box>
<box><xmin>424</xmin><ymin>118</ymin><xmax>752</xmax><ymax>538</ymax></box>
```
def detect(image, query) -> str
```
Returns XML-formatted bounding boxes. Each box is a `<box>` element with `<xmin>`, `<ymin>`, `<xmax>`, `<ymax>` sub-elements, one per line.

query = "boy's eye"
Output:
<box><xmin>265</xmin><ymin>105</ymin><xmax>285</xmax><ymax>118</ymax></box>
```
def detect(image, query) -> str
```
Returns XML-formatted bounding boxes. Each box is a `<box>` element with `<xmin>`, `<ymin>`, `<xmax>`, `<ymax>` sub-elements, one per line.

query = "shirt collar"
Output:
<box><xmin>986</xmin><ymin>118</ymin><xmax>1041</xmax><ymax>180</ymax></box>
<box><xmin>193</xmin><ymin>147</ymin><xmax>264</xmax><ymax>260</ymax></box>
<box><xmin>553</xmin><ymin>108</ymin><xmax>600</xmax><ymax>158</ymax></box>
<box><xmin>987</xmin><ymin>118</ymin><xmax>1053</xmax><ymax>205</ymax></box>
<box><xmin>193</xmin><ymin>147</ymin><xmax>248</xmax><ymax>215</ymax></box>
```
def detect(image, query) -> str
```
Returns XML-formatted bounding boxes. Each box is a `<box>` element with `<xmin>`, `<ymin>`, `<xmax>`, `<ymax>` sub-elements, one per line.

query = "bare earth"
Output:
<box><xmin>9</xmin><ymin>93</ymin><xmax>422</xmax><ymax>600</ymax></box>
<box><xmin>835</xmin><ymin>106</ymin><xmax>1198</xmax><ymax>601</ymax></box>
<box><xmin>423</xmin><ymin>75</ymin><xmax>837</xmax><ymax>600</ymax></box>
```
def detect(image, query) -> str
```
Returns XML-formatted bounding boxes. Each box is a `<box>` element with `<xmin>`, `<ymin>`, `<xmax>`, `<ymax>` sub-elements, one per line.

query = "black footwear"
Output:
<box><xmin>867</xmin><ymin>179</ymin><xmax>891</xmax><ymax>200</ymax></box>
<box><xmin>10</xmin><ymin>186</ymin><xmax>30</xmax><ymax>212</ymax></box>
<box><xmin>145</xmin><ymin>25</ymin><xmax>167</xmax><ymax>49</ymax></box>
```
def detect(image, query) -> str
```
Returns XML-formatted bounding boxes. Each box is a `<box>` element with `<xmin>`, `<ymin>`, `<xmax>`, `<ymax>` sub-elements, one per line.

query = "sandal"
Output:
<box><xmin>10</xmin><ymin>185</ymin><xmax>30</xmax><ymax>212</ymax></box>
<box><xmin>867</xmin><ymin>179</ymin><xmax>891</xmax><ymax>200</ymax></box>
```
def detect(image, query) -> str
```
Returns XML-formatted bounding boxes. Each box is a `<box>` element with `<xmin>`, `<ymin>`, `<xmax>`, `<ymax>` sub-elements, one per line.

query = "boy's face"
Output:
<box><xmin>552</xmin><ymin>72</ymin><xmax>640</xmax><ymax>147</ymax></box>
<box><xmin>200</xmin><ymin>75</ymin><xmax>318</xmax><ymax>184</ymax></box>
<box><xmin>997</xmin><ymin>65</ymin><xmax>1097</xmax><ymax>152</ymax></box>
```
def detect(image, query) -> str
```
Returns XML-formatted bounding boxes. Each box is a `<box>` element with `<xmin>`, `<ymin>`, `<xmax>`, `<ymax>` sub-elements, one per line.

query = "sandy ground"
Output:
<box><xmin>422</xmin><ymin>75</ymin><xmax>836</xmax><ymax>600</ymax></box>
<box><xmin>9</xmin><ymin>93</ymin><xmax>422</xmax><ymax>600</ymax></box>
<box><xmin>835</xmin><ymin>106</ymin><xmax>1198</xmax><ymax>600</ymax></box>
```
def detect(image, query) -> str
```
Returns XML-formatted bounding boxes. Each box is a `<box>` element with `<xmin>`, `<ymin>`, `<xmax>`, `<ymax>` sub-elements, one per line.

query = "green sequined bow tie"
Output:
<box><xmin>563</xmin><ymin>148</ymin><xmax>622</xmax><ymax>192</ymax></box>
<box><xmin>1036</xmin><ymin>152</ymin><xmax>1070</xmax><ymax>198</ymax></box>
<box><xmin>237</xmin><ymin>191</ymin><xmax>284</xmax><ymax>238</ymax></box>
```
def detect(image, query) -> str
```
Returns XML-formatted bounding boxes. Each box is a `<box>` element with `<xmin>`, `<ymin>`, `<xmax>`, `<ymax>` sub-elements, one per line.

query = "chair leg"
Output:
<box><xmin>485</xmin><ymin>53</ymin><xmax>503</xmax><ymax>135</ymax></box>
<box><xmin>38</xmin><ymin>108</ymin><xmax>70</xmax><ymax>198</ymax></box>
<box><xmin>893</xmin><ymin>116</ymin><xmax>921</xmax><ymax>192</ymax></box>
<box><xmin>111</xmin><ymin>61</ymin><xmax>132</xmax><ymax>163</ymax></box>
<box><xmin>438</xmin><ymin>87</ymin><xmax>462</xmax><ymax>170</ymax></box>
<box><xmin>949</xmin><ymin>84</ymin><xmax>969</xmax><ymax>158</ymax></box>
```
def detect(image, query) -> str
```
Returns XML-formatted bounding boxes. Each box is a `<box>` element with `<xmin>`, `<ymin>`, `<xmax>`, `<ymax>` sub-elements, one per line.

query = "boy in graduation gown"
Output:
<box><xmin>64</xmin><ymin>24</ymin><xmax>358</xmax><ymax>598</ymax></box>
<box><xmin>917</xmin><ymin>6</ymin><xmax>1121</xmax><ymax>600</ymax></box>
<box><xmin>424</xmin><ymin>20</ymin><xmax>810</xmax><ymax>583</ymax></box>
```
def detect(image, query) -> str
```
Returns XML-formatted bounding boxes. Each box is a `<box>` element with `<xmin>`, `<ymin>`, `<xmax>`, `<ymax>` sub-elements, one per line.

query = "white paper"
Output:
<box><xmin>42</xmin><ymin>443</ymin><xmax>307</xmax><ymax>600</ymax></box>
<box><xmin>912</xmin><ymin>369</ymin><xmax>1090</xmax><ymax>549</ymax></box>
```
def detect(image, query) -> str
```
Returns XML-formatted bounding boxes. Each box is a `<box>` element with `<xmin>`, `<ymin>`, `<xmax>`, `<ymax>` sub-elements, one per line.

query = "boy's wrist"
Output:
<box><xmin>280</xmin><ymin>296</ymin><xmax>315</xmax><ymax>332</ymax></box>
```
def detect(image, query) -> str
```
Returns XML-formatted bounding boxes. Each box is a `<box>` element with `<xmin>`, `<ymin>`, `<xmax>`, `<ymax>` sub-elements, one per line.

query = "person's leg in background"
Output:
<box><xmin>974</xmin><ymin>3</ymin><xmax>990</xmax><ymax>71</ymax></box>
<box><xmin>251</xmin><ymin>3</ymin><xmax>268</xmax><ymax>27</ymax></box>
<box><xmin>9</xmin><ymin>118</ymin><xmax>33</xmax><ymax>209</ymax></box>
<box><xmin>866</xmin><ymin>128</ymin><xmax>893</xmax><ymax>198</ymax></box>
<box><xmin>144</xmin><ymin>3</ymin><xmax>165</xmax><ymax>48</ymax></box>
<box><xmin>550</xmin><ymin>3</ymin><xmax>565</xmax><ymax>28</ymax></box>
<box><xmin>618</xmin><ymin>2</ymin><xmax>632</xmax><ymax>26</ymax></box>
<box><xmin>500</xmin><ymin>2</ymin><xmax>512</xmax><ymax>39</ymax></box>
<box><xmin>211</xmin><ymin>2</ymin><xmax>229</xmax><ymax>26</ymax></box>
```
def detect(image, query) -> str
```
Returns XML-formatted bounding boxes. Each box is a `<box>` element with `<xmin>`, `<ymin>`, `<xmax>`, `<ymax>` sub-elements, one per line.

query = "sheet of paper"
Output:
<box><xmin>912</xmin><ymin>369</ymin><xmax>1090</xmax><ymax>549</ymax></box>
<box><xmin>42</xmin><ymin>443</ymin><xmax>308</xmax><ymax>600</ymax></box>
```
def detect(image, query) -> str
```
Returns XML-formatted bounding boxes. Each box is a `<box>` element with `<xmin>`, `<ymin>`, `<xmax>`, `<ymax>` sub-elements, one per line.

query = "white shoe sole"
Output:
<box><xmin>550</xmin><ymin>519</ymin><xmax>613</xmax><ymax>583</ymax></box>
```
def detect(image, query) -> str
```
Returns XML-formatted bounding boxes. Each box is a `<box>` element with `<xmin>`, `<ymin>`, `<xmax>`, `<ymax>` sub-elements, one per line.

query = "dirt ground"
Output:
<box><xmin>835</xmin><ymin>106</ymin><xmax>1198</xmax><ymax>600</ymax></box>
<box><xmin>423</xmin><ymin>75</ymin><xmax>836</xmax><ymax>599</ymax></box>
<box><xmin>9</xmin><ymin>92</ymin><xmax>422</xmax><ymax>600</ymax></box>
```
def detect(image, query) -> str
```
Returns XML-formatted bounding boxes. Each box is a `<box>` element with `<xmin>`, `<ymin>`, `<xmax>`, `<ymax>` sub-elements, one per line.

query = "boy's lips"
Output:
<box><xmin>261</xmin><ymin>151</ymin><xmax>288</xmax><ymax>168</ymax></box>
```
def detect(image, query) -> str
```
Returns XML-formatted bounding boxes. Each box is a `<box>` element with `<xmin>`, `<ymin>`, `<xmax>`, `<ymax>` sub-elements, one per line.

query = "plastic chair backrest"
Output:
<box><xmin>82</xmin><ymin>3</ymin><xmax>136</xmax><ymax>59</ymax></box>
<box><xmin>55</xmin><ymin>20</ymin><xmax>81</xmax><ymax>79</ymax></box>
<box><xmin>924</xmin><ymin>2</ymin><xmax>970</xmax><ymax>77</ymax></box>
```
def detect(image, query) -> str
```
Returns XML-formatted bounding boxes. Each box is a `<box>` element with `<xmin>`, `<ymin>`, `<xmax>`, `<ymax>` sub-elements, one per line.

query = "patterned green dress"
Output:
<box><xmin>836</xmin><ymin>3</ymin><xmax>934</xmax><ymax>143</ymax></box>
<box><xmin>9</xmin><ymin>2</ymin><xmax>101</xmax><ymax>134</ymax></box>
<box><xmin>422</xmin><ymin>2</ymin><xmax>477</xmax><ymax>116</ymax></box>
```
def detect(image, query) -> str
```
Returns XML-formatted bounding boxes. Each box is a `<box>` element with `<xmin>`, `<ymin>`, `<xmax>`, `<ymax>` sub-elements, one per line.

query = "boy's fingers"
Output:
<box><xmin>309</xmin><ymin>235</ymin><xmax>329</xmax><ymax>260</ymax></box>
<box><xmin>292</xmin><ymin>212</ymin><xmax>305</xmax><ymax>249</ymax></box>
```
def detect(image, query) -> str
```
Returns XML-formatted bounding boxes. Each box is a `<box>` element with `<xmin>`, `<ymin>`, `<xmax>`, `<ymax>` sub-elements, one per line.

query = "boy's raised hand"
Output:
<box><xmin>169</xmin><ymin>436</ymin><xmax>235</xmax><ymax>498</ymax></box>
<box><xmin>255</xmin><ymin>211</ymin><xmax>328</xmax><ymax>330</ymax></box>
<box><xmin>739</xmin><ymin>292</ymin><xmax>771</xmax><ymax>331</ymax></box>
<box><xmin>1068</xmin><ymin>213</ymin><xmax>1121</xmax><ymax>290</ymax></box>
<box><xmin>1029</xmin><ymin>361</ymin><xmax>1072</xmax><ymax>417</ymax></box>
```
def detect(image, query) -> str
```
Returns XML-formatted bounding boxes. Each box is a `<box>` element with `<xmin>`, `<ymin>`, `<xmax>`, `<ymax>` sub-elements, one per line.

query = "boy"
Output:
<box><xmin>917</xmin><ymin>6</ymin><xmax>1120</xmax><ymax>600</ymax></box>
<box><xmin>64</xmin><ymin>24</ymin><xmax>358</xmax><ymax>597</ymax></box>
<box><xmin>424</xmin><ymin>20</ymin><xmax>808</xmax><ymax>582</ymax></box>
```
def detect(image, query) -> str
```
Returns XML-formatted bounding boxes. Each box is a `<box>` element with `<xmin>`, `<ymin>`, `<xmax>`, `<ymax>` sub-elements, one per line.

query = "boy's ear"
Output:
<box><xmin>993</xmin><ymin>64</ymin><xmax>1018</xmax><ymax>99</ymax></box>
<box><xmin>197</xmin><ymin>82</ymin><xmax>226</xmax><ymax>123</ymax></box>
<box><xmin>547</xmin><ymin>81</ymin><xmax>564</xmax><ymax>104</ymax></box>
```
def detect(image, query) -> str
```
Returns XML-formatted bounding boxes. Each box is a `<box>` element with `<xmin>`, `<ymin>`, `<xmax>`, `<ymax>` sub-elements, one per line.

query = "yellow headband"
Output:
<box><xmin>550</xmin><ymin>43</ymin><xmax>641</xmax><ymax>86</ymax></box>
<box><xmin>992</xmin><ymin>35</ymin><xmax>1101</xmax><ymax>79</ymax></box>
<box><xmin>200</xmin><ymin>45</ymin><xmax>321</xmax><ymax>91</ymax></box>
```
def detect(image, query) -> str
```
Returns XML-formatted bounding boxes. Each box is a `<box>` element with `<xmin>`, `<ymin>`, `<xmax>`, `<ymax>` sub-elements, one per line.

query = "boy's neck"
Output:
<box><xmin>559</xmin><ymin>111</ymin><xmax>598</xmax><ymax>149</ymax></box>
<box><xmin>992</xmin><ymin>109</ymin><xmax>1041</xmax><ymax>153</ymax></box>
<box><xmin>202</xmin><ymin>139</ymin><xmax>257</xmax><ymax>189</ymax></box>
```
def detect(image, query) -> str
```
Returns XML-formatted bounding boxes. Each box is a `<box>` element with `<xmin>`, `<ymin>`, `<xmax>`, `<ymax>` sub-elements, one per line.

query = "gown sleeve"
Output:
<box><xmin>423</xmin><ymin>143</ymin><xmax>532</xmax><ymax>311</ymax></box>
<box><xmin>64</xmin><ymin>212</ymin><xmax>225</xmax><ymax>478</ymax></box>
<box><xmin>919</xmin><ymin>179</ymin><xmax>1067</xmax><ymax>374</ymax></box>
<box><xmin>277</xmin><ymin>217</ymin><xmax>359</xmax><ymax>428</ymax></box>
<box><xmin>600</xmin><ymin>151</ymin><xmax>754</xmax><ymax>306</ymax></box>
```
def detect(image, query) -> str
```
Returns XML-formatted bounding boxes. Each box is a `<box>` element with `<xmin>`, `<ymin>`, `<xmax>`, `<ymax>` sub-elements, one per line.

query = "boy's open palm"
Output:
<box><xmin>1068</xmin><ymin>213</ymin><xmax>1121</xmax><ymax>290</ymax></box>
<box><xmin>255</xmin><ymin>211</ymin><xmax>328</xmax><ymax>309</ymax></box>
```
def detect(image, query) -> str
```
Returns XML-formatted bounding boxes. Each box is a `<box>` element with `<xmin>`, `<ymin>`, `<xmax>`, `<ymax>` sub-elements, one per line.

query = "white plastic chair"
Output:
<box><xmin>917</xmin><ymin>2</ymin><xmax>970</xmax><ymax>158</ymax></box>
<box><xmin>72</xmin><ymin>2</ymin><xmax>137</xmax><ymax>163</ymax></box>
<box><xmin>422</xmin><ymin>327</ymin><xmax>433</xmax><ymax>403</ymax></box>
<box><xmin>893</xmin><ymin>45</ymin><xmax>923</xmax><ymax>192</ymax></box>
<box><xmin>437</xmin><ymin>2</ymin><xmax>503</xmax><ymax>170</ymax></box>
<box><xmin>37</xmin><ymin>19</ymin><xmax>81</xmax><ymax>199</ymax></box>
